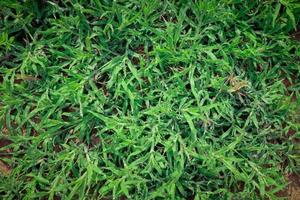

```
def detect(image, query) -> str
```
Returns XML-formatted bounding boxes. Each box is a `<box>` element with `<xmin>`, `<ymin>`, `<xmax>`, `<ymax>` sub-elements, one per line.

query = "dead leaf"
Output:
<box><xmin>0</xmin><ymin>160</ymin><xmax>11</xmax><ymax>176</ymax></box>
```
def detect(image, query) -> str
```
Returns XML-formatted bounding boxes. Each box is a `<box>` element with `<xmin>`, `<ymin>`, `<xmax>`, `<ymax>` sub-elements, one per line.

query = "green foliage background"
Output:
<box><xmin>0</xmin><ymin>0</ymin><xmax>300</xmax><ymax>199</ymax></box>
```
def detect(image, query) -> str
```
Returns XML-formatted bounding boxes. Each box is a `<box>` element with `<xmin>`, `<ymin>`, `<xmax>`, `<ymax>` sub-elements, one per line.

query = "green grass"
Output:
<box><xmin>0</xmin><ymin>0</ymin><xmax>300</xmax><ymax>199</ymax></box>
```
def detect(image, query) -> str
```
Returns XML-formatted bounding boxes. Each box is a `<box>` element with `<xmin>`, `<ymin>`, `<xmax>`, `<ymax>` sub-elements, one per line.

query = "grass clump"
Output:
<box><xmin>0</xmin><ymin>0</ymin><xmax>300</xmax><ymax>199</ymax></box>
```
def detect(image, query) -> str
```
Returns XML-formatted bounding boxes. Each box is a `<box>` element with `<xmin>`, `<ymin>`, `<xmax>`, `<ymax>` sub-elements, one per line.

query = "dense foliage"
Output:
<box><xmin>0</xmin><ymin>0</ymin><xmax>300</xmax><ymax>199</ymax></box>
